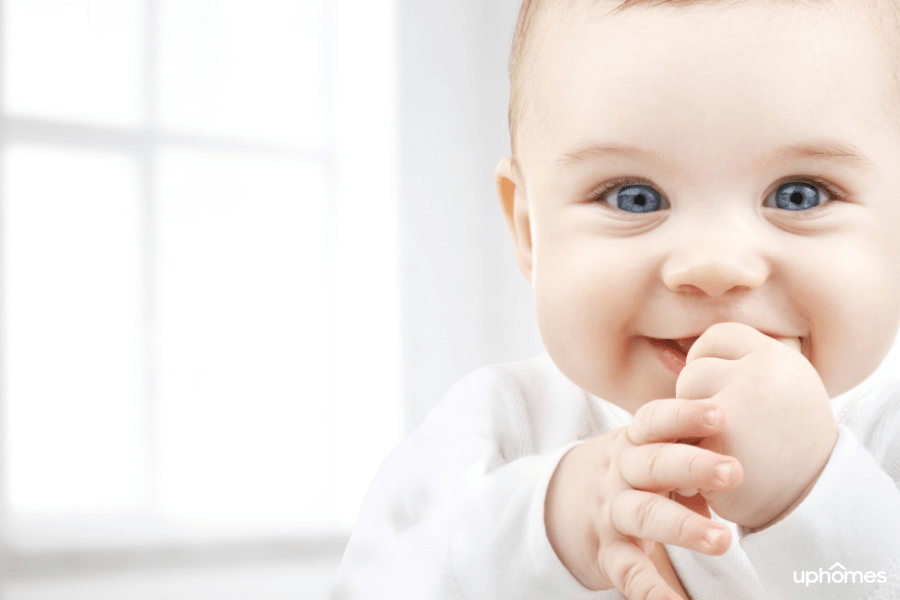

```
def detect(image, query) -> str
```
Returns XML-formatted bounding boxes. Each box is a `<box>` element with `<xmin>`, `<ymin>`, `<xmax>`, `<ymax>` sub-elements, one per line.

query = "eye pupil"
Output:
<box><xmin>790</xmin><ymin>191</ymin><xmax>803</xmax><ymax>204</ymax></box>
<box><xmin>635</xmin><ymin>194</ymin><xmax>646</xmax><ymax>206</ymax></box>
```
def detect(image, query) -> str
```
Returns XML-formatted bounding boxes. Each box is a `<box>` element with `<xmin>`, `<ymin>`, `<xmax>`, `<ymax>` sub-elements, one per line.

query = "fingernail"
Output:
<box><xmin>715</xmin><ymin>461</ymin><xmax>732</xmax><ymax>484</ymax></box>
<box><xmin>704</xmin><ymin>528</ymin><xmax>723</xmax><ymax>548</ymax></box>
<box><xmin>703</xmin><ymin>408</ymin><xmax>720</xmax><ymax>427</ymax></box>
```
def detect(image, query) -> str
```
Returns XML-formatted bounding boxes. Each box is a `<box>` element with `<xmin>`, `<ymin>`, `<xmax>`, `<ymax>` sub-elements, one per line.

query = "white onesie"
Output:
<box><xmin>322</xmin><ymin>352</ymin><xmax>900</xmax><ymax>600</ymax></box>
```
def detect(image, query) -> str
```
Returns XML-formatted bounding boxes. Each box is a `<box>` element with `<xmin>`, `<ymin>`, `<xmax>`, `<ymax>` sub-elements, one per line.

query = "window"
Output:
<box><xmin>1</xmin><ymin>0</ymin><xmax>400</xmax><ymax>556</ymax></box>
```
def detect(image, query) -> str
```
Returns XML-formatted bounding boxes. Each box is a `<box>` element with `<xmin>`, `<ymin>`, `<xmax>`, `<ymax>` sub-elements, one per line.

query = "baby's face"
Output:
<box><xmin>498</xmin><ymin>1</ymin><xmax>900</xmax><ymax>413</ymax></box>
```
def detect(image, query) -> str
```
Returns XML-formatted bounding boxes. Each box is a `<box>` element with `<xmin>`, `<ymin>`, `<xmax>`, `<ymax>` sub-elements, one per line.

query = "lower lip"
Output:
<box><xmin>648</xmin><ymin>337</ymin><xmax>687</xmax><ymax>376</ymax></box>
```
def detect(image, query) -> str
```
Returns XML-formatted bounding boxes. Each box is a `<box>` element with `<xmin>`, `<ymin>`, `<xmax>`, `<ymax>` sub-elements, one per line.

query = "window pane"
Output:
<box><xmin>155</xmin><ymin>147</ymin><xmax>329</xmax><ymax>533</ymax></box>
<box><xmin>2</xmin><ymin>146</ymin><xmax>144</xmax><ymax>513</ymax></box>
<box><xmin>157</xmin><ymin>0</ymin><xmax>322</xmax><ymax>147</ymax></box>
<box><xmin>326</xmin><ymin>0</ymin><xmax>402</xmax><ymax>530</ymax></box>
<box><xmin>2</xmin><ymin>0</ymin><xmax>143</xmax><ymax>127</ymax></box>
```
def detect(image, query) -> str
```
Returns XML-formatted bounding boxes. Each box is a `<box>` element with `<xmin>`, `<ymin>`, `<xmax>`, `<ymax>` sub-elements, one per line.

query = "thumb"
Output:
<box><xmin>775</xmin><ymin>336</ymin><xmax>802</xmax><ymax>353</ymax></box>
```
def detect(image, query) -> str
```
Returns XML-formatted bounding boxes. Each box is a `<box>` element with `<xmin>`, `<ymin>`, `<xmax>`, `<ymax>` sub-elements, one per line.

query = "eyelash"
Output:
<box><xmin>586</xmin><ymin>175</ymin><xmax>848</xmax><ymax>216</ymax></box>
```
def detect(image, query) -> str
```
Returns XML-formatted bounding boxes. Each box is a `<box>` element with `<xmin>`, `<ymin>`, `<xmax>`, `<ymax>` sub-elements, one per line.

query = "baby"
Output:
<box><xmin>324</xmin><ymin>0</ymin><xmax>900</xmax><ymax>599</ymax></box>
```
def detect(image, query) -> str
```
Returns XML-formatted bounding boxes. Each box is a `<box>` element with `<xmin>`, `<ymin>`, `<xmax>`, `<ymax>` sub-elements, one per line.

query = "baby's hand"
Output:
<box><xmin>545</xmin><ymin>398</ymin><xmax>742</xmax><ymax>600</ymax></box>
<box><xmin>676</xmin><ymin>322</ymin><xmax>838</xmax><ymax>529</ymax></box>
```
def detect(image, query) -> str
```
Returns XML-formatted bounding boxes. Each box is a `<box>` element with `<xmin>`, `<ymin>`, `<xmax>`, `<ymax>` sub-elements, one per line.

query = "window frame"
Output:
<box><xmin>0</xmin><ymin>0</ymin><xmax>357</xmax><ymax>575</ymax></box>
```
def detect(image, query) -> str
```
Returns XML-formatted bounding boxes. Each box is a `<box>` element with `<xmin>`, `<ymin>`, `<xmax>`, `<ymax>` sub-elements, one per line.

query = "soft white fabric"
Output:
<box><xmin>321</xmin><ymin>352</ymin><xmax>900</xmax><ymax>600</ymax></box>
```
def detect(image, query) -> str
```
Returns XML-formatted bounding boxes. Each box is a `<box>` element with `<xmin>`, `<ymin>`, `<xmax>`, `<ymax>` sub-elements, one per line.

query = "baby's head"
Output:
<box><xmin>495</xmin><ymin>0</ymin><xmax>900</xmax><ymax>413</ymax></box>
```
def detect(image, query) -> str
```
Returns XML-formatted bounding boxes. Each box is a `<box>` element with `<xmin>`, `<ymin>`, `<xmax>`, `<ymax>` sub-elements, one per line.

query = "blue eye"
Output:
<box><xmin>588</xmin><ymin>176</ymin><xmax>841</xmax><ymax>215</ymax></box>
<box><xmin>611</xmin><ymin>184</ymin><xmax>664</xmax><ymax>213</ymax></box>
<box><xmin>772</xmin><ymin>182</ymin><xmax>823</xmax><ymax>211</ymax></box>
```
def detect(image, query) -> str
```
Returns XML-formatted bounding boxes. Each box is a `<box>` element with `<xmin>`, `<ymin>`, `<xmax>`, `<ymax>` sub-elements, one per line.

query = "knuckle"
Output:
<box><xmin>644</xmin><ymin>405</ymin><xmax>661</xmax><ymax>439</ymax></box>
<box><xmin>686</xmin><ymin>450</ymin><xmax>706</xmax><ymax>480</ymax></box>
<box><xmin>646</xmin><ymin>446</ymin><xmax>666</xmax><ymax>481</ymax></box>
<box><xmin>673</xmin><ymin>399</ymin><xmax>691</xmax><ymax>428</ymax></box>
<box><xmin>634</xmin><ymin>495</ymin><xmax>658</xmax><ymax>533</ymax></box>
<box><xmin>597</xmin><ymin>542</ymin><xmax>630</xmax><ymax>590</ymax></box>
<box><xmin>633</xmin><ymin>399</ymin><xmax>661</xmax><ymax>441</ymax></box>
<box><xmin>625</xmin><ymin>421</ymin><xmax>642</xmax><ymax>446</ymax></box>
<box><xmin>674</xmin><ymin>511</ymin><xmax>692</xmax><ymax>542</ymax></box>
<box><xmin>635</xmin><ymin>398</ymin><xmax>661</xmax><ymax>420</ymax></box>
<box><xmin>645</xmin><ymin>580</ymin><xmax>672</xmax><ymax>600</ymax></box>
<box><xmin>616</xmin><ymin>557</ymin><xmax>643</xmax><ymax>593</ymax></box>
<box><xmin>587</xmin><ymin>548</ymin><xmax>609</xmax><ymax>590</ymax></box>
<box><xmin>596</xmin><ymin>542</ymin><xmax>615</xmax><ymax>579</ymax></box>
<box><xmin>606</xmin><ymin>495</ymin><xmax>621</xmax><ymax>532</ymax></box>
<box><xmin>621</xmin><ymin>560</ymin><xmax>658</xmax><ymax>600</ymax></box>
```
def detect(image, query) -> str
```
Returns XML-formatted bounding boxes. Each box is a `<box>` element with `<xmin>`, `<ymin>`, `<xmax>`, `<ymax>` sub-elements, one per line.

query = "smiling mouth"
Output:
<box><xmin>648</xmin><ymin>337</ymin><xmax>691</xmax><ymax>375</ymax></box>
<box><xmin>652</xmin><ymin>333</ymin><xmax>806</xmax><ymax>359</ymax></box>
<box><xmin>660</xmin><ymin>336</ymin><xmax>700</xmax><ymax>355</ymax></box>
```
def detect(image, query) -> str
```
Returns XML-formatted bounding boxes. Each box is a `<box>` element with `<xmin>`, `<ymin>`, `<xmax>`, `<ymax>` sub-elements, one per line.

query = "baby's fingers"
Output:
<box><xmin>619</xmin><ymin>442</ymin><xmax>742</xmax><ymax>493</ymax></box>
<box><xmin>610</xmin><ymin>489</ymin><xmax>731</xmax><ymax>555</ymax></box>
<box><xmin>601</xmin><ymin>539</ymin><xmax>684</xmax><ymax>600</ymax></box>
<box><xmin>627</xmin><ymin>399</ymin><xmax>723</xmax><ymax>445</ymax></box>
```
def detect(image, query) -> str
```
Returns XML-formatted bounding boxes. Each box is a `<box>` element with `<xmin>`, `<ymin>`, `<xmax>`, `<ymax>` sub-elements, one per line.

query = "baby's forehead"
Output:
<box><xmin>525</xmin><ymin>0</ymin><xmax>897</xmax><ymax>52</ymax></box>
<box><xmin>511</xmin><ymin>0</ymin><xmax>900</xmax><ymax>171</ymax></box>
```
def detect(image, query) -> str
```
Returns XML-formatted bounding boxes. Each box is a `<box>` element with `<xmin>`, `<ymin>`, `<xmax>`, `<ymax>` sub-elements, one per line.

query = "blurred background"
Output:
<box><xmin>0</xmin><ymin>0</ymin><xmax>544</xmax><ymax>598</ymax></box>
<box><xmin>5</xmin><ymin>2</ymin><xmax>900</xmax><ymax>599</ymax></box>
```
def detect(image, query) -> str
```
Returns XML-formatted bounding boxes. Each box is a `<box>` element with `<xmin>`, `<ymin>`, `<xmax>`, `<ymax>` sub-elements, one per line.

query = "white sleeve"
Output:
<box><xmin>739</xmin><ymin>424</ymin><xmax>900</xmax><ymax>600</ymax></box>
<box><xmin>320</xmin><ymin>366</ymin><xmax>622</xmax><ymax>600</ymax></box>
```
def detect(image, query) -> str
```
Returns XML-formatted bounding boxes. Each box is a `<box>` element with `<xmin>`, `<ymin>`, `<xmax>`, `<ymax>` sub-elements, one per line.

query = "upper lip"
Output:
<box><xmin>653</xmin><ymin>329</ymin><xmax>793</xmax><ymax>341</ymax></box>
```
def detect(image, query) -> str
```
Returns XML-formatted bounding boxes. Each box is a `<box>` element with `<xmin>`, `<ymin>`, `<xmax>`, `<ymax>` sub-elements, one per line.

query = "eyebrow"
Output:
<box><xmin>760</xmin><ymin>141</ymin><xmax>878</xmax><ymax>173</ymax></box>
<box><xmin>554</xmin><ymin>144</ymin><xmax>665</xmax><ymax>171</ymax></box>
<box><xmin>554</xmin><ymin>141</ymin><xmax>878</xmax><ymax>173</ymax></box>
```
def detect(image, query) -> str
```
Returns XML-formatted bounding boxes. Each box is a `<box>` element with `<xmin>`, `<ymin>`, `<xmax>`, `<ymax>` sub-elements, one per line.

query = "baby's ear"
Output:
<box><xmin>495</xmin><ymin>156</ymin><xmax>533</xmax><ymax>284</ymax></box>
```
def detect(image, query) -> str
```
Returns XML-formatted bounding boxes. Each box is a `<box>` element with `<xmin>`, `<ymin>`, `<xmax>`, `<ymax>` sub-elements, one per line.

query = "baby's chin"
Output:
<box><xmin>563</xmin><ymin>356</ymin><xmax>678</xmax><ymax>416</ymax></box>
<box><xmin>601</xmin><ymin>379</ymin><xmax>678</xmax><ymax>416</ymax></box>
<box><xmin>546</xmin><ymin>341</ymin><xmax>679</xmax><ymax>413</ymax></box>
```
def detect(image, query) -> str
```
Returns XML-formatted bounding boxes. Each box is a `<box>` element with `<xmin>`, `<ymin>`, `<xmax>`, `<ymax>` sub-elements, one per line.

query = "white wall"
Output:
<box><xmin>398</xmin><ymin>0</ymin><xmax>545</xmax><ymax>432</ymax></box>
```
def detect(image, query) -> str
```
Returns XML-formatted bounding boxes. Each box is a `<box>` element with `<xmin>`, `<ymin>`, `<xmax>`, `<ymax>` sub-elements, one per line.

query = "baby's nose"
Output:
<box><xmin>660</xmin><ymin>237</ymin><xmax>769</xmax><ymax>297</ymax></box>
